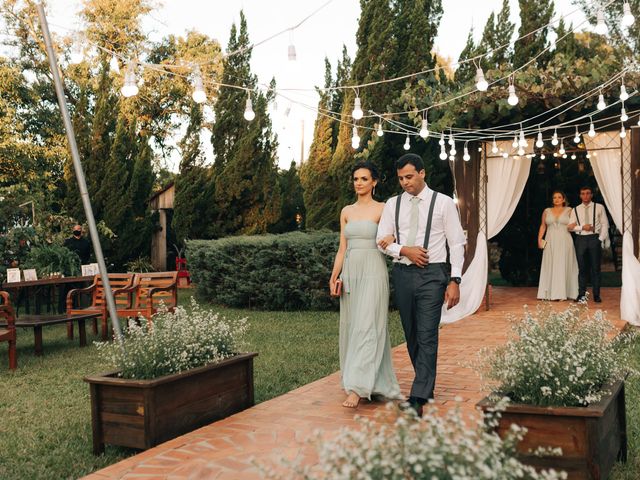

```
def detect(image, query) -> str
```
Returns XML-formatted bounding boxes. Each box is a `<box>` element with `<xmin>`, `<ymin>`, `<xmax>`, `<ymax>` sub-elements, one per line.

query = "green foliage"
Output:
<box><xmin>23</xmin><ymin>244</ymin><xmax>81</xmax><ymax>277</ymax></box>
<box><xmin>270</xmin><ymin>161</ymin><xmax>305</xmax><ymax>233</ymax></box>
<box><xmin>187</xmin><ymin>232</ymin><xmax>340</xmax><ymax>310</ymax></box>
<box><xmin>513</xmin><ymin>0</ymin><xmax>555</xmax><ymax>68</ymax></box>
<box><xmin>124</xmin><ymin>256</ymin><xmax>155</xmax><ymax>273</ymax></box>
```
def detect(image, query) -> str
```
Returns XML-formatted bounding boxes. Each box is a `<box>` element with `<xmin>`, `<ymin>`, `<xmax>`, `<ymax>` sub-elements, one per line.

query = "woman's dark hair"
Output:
<box><xmin>551</xmin><ymin>190</ymin><xmax>568</xmax><ymax>207</ymax></box>
<box><xmin>396</xmin><ymin>153</ymin><xmax>424</xmax><ymax>172</ymax></box>
<box><xmin>351</xmin><ymin>161</ymin><xmax>379</xmax><ymax>180</ymax></box>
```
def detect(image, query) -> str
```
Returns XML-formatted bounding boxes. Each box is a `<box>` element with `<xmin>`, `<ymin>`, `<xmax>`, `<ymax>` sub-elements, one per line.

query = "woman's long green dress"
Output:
<box><xmin>339</xmin><ymin>220</ymin><xmax>401</xmax><ymax>400</ymax></box>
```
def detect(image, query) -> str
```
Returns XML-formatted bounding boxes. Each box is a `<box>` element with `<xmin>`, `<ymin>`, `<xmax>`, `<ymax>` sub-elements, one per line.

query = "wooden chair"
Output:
<box><xmin>67</xmin><ymin>273</ymin><xmax>134</xmax><ymax>340</ymax></box>
<box><xmin>112</xmin><ymin>272</ymin><xmax>178</xmax><ymax>324</ymax></box>
<box><xmin>0</xmin><ymin>291</ymin><xmax>17</xmax><ymax>370</ymax></box>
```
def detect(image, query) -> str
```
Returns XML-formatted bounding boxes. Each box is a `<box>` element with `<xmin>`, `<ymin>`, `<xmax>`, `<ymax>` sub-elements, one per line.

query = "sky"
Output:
<box><xmin>11</xmin><ymin>0</ymin><xmax>589</xmax><ymax>170</ymax></box>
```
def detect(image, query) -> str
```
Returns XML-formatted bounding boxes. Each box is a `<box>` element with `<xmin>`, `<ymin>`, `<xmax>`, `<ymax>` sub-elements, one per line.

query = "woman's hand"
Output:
<box><xmin>329</xmin><ymin>277</ymin><xmax>340</xmax><ymax>296</ymax></box>
<box><xmin>538</xmin><ymin>239</ymin><xmax>545</xmax><ymax>249</ymax></box>
<box><xmin>377</xmin><ymin>234</ymin><xmax>395</xmax><ymax>249</ymax></box>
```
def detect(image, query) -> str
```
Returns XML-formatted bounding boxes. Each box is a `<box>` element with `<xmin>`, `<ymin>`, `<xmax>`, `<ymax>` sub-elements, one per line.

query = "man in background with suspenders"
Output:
<box><xmin>568</xmin><ymin>186</ymin><xmax>609</xmax><ymax>303</ymax></box>
<box><xmin>377</xmin><ymin>154</ymin><xmax>466</xmax><ymax>416</ymax></box>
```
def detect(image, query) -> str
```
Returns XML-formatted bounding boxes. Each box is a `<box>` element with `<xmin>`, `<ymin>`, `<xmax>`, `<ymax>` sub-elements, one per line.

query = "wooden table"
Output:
<box><xmin>1</xmin><ymin>276</ymin><xmax>93</xmax><ymax>315</ymax></box>
<box><xmin>0</xmin><ymin>312</ymin><xmax>101</xmax><ymax>356</ymax></box>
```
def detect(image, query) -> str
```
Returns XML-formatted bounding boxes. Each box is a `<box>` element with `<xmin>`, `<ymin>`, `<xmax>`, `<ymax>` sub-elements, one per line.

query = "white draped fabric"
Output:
<box><xmin>584</xmin><ymin>133</ymin><xmax>623</xmax><ymax>230</ymax></box>
<box><xmin>441</xmin><ymin>141</ymin><xmax>532</xmax><ymax>323</ymax></box>
<box><xmin>621</xmin><ymin>232</ymin><xmax>640</xmax><ymax>326</ymax></box>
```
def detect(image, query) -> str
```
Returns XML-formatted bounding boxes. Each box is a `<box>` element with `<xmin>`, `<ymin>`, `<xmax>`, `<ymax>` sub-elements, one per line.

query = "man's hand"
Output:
<box><xmin>444</xmin><ymin>282</ymin><xmax>460</xmax><ymax>309</ymax></box>
<box><xmin>582</xmin><ymin>224</ymin><xmax>593</xmax><ymax>232</ymax></box>
<box><xmin>377</xmin><ymin>235</ymin><xmax>395</xmax><ymax>249</ymax></box>
<box><xmin>567</xmin><ymin>222</ymin><xmax>577</xmax><ymax>231</ymax></box>
<box><xmin>400</xmin><ymin>246</ymin><xmax>429</xmax><ymax>267</ymax></box>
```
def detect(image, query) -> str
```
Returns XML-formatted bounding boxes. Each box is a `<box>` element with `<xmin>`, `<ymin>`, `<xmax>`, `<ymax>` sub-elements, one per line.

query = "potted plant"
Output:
<box><xmin>476</xmin><ymin>303</ymin><xmax>636</xmax><ymax>479</ymax></box>
<box><xmin>279</xmin><ymin>403</ymin><xmax>565</xmax><ymax>479</ymax></box>
<box><xmin>85</xmin><ymin>298</ymin><xmax>255</xmax><ymax>454</ymax></box>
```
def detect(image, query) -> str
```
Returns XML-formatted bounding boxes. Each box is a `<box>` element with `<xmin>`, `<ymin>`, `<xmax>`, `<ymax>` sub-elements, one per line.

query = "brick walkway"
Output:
<box><xmin>85</xmin><ymin>287</ymin><xmax>625</xmax><ymax>480</ymax></box>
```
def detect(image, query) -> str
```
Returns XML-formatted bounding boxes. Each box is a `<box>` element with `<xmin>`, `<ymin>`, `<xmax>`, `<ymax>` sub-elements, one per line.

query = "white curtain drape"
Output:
<box><xmin>621</xmin><ymin>232</ymin><xmax>640</xmax><ymax>325</ymax></box>
<box><xmin>441</xmin><ymin>141</ymin><xmax>532</xmax><ymax>323</ymax></box>
<box><xmin>584</xmin><ymin>133</ymin><xmax>623</xmax><ymax>230</ymax></box>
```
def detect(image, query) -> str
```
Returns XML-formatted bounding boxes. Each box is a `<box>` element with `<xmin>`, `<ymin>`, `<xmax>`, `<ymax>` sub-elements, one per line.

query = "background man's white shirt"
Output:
<box><xmin>569</xmin><ymin>202</ymin><xmax>609</xmax><ymax>243</ymax></box>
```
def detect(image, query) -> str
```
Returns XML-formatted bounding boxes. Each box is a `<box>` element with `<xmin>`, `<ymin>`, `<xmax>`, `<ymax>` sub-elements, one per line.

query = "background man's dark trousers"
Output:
<box><xmin>392</xmin><ymin>262</ymin><xmax>448</xmax><ymax>402</ymax></box>
<box><xmin>574</xmin><ymin>235</ymin><xmax>601</xmax><ymax>299</ymax></box>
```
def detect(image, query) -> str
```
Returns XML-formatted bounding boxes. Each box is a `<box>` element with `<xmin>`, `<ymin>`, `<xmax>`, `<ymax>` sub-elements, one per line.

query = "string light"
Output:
<box><xmin>450</xmin><ymin>141</ymin><xmax>457</xmax><ymax>156</ymax></box>
<box><xmin>622</xmin><ymin>1</ymin><xmax>635</xmax><ymax>27</ymax></box>
<box><xmin>288</xmin><ymin>29</ymin><xmax>297</xmax><ymax>61</ymax></box>
<box><xmin>453</xmin><ymin>193</ymin><xmax>459</xmax><ymax>204</ymax></box>
<box><xmin>419</xmin><ymin>117</ymin><xmax>429</xmax><ymax>139</ymax></box>
<box><xmin>502</xmin><ymin>152</ymin><xmax>509</xmax><ymax>159</ymax></box>
<box><xmin>620</xmin><ymin>82</ymin><xmax>629</xmax><ymax>101</ymax></box>
<box><xmin>507</xmin><ymin>80</ymin><xmax>519</xmax><ymax>107</ymax></box>
<box><xmin>475</xmin><ymin>67</ymin><xmax>488</xmax><ymax>92</ymax></box>
<box><xmin>621</xmin><ymin>104</ymin><xmax>628</xmax><ymax>122</ymax></box>
<box><xmin>552</xmin><ymin>129</ymin><xmax>559</xmax><ymax>146</ymax></box>
<box><xmin>491</xmin><ymin>137</ymin><xmax>498</xmax><ymax>154</ymax></box>
<box><xmin>571</xmin><ymin>153</ymin><xmax>577</xmax><ymax>160</ymax></box>
<box><xmin>588</xmin><ymin>118</ymin><xmax>596</xmax><ymax>137</ymax></box>
<box><xmin>69</xmin><ymin>36</ymin><xmax>84</xmax><ymax>64</ymax></box>
<box><xmin>573</xmin><ymin>127</ymin><xmax>581</xmax><ymax>144</ymax></box>
<box><xmin>439</xmin><ymin>142</ymin><xmax>448</xmax><ymax>160</ymax></box>
<box><xmin>352</xmin><ymin>97</ymin><xmax>363</xmax><ymax>120</ymax></box>
<box><xmin>512</xmin><ymin>134</ymin><xmax>518</xmax><ymax>149</ymax></box>
<box><xmin>351</xmin><ymin>126</ymin><xmax>360</xmax><ymax>149</ymax></box>
<box><xmin>403</xmin><ymin>135</ymin><xmax>411</xmax><ymax>150</ymax></box>
<box><xmin>518</xmin><ymin>147</ymin><xmax>525</xmax><ymax>156</ymax></box>
<box><xmin>597</xmin><ymin>92</ymin><xmax>607</xmax><ymax>111</ymax></box>
<box><xmin>121</xmin><ymin>61</ymin><xmax>139</xmax><ymax>97</ymax></box>
<box><xmin>448</xmin><ymin>132</ymin><xmax>454</xmax><ymax>146</ymax></box>
<box><xmin>191</xmin><ymin>66</ymin><xmax>206</xmax><ymax>104</ymax></box>
<box><xmin>540</xmin><ymin>153</ymin><xmax>546</xmax><ymax>160</ymax></box>
<box><xmin>244</xmin><ymin>94</ymin><xmax>256</xmax><ymax>121</ymax></box>
<box><xmin>518</xmin><ymin>128</ymin><xmax>528</xmax><ymax>147</ymax></box>
<box><xmin>439</xmin><ymin>132</ymin><xmax>445</xmax><ymax>146</ymax></box>
<box><xmin>595</xmin><ymin>9</ymin><xmax>608</xmax><ymax>35</ymax></box>
<box><xmin>620</xmin><ymin>124</ymin><xmax>627</xmax><ymax>138</ymax></box>
<box><xmin>109</xmin><ymin>55</ymin><xmax>120</xmax><ymax>74</ymax></box>
<box><xmin>536</xmin><ymin>130</ymin><xmax>544</xmax><ymax>148</ymax></box>
<box><xmin>463</xmin><ymin>143</ymin><xmax>470</xmax><ymax>161</ymax></box>
<box><xmin>559</xmin><ymin>140</ymin><xmax>566</xmax><ymax>155</ymax></box>
<box><xmin>376</xmin><ymin>123</ymin><xmax>384</xmax><ymax>137</ymax></box>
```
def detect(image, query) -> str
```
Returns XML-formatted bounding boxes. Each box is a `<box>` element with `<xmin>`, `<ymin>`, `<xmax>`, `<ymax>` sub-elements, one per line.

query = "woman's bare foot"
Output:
<box><xmin>342</xmin><ymin>392</ymin><xmax>360</xmax><ymax>408</ymax></box>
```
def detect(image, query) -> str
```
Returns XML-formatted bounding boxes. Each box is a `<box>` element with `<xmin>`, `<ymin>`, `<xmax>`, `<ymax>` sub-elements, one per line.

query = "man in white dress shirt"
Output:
<box><xmin>567</xmin><ymin>186</ymin><xmax>609</xmax><ymax>303</ymax></box>
<box><xmin>376</xmin><ymin>154</ymin><xmax>466</xmax><ymax>416</ymax></box>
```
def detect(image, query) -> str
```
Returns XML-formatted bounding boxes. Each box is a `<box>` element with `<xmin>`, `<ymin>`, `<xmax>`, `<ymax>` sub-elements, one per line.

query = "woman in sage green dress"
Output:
<box><xmin>329</xmin><ymin>161</ymin><xmax>401</xmax><ymax>408</ymax></box>
<box><xmin>537</xmin><ymin>190</ymin><xmax>579</xmax><ymax>300</ymax></box>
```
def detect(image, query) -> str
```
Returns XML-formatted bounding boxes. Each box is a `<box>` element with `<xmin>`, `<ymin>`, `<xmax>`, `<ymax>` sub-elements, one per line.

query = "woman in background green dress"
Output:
<box><xmin>329</xmin><ymin>161</ymin><xmax>401</xmax><ymax>408</ymax></box>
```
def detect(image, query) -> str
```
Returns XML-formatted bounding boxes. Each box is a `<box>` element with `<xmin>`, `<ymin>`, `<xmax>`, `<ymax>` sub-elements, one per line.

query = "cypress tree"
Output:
<box><xmin>554</xmin><ymin>19</ymin><xmax>578</xmax><ymax>60</ymax></box>
<box><xmin>491</xmin><ymin>0</ymin><xmax>516</xmax><ymax>68</ymax></box>
<box><xmin>172</xmin><ymin>104</ymin><xmax>214</xmax><ymax>242</ymax></box>
<box><xmin>454</xmin><ymin>28</ymin><xmax>477</xmax><ymax>86</ymax></box>
<box><xmin>513</xmin><ymin>0</ymin><xmax>555</xmax><ymax>69</ymax></box>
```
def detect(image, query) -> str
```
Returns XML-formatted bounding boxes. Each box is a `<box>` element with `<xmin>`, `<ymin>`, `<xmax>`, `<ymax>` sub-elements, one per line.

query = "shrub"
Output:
<box><xmin>95</xmin><ymin>299</ymin><xmax>248</xmax><ymax>379</ymax></box>
<box><xmin>186</xmin><ymin>231</ymin><xmax>341</xmax><ymax>310</ymax></box>
<box><xmin>23</xmin><ymin>244</ymin><xmax>81</xmax><ymax>277</ymax></box>
<box><xmin>480</xmin><ymin>303</ymin><xmax>636</xmax><ymax>407</ymax></box>
<box><xmin>274</xmin><ymin>403</ymin><xmax>565</xmax><ymax>479</ymax></box>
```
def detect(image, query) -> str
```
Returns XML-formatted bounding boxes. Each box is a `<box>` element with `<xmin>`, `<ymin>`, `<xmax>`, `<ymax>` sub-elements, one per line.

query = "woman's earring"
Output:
<box><xmin>373</xmin><ymin>185</ymin><xmax>376</xmax><ymax>197</ymax></box>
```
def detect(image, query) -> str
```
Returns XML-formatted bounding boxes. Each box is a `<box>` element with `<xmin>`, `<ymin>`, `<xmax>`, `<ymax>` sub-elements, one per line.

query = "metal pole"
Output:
<box><xmin>36</xmin><ymin>3</ymin><xmax>124</xmax><ymax>345</ymax></box>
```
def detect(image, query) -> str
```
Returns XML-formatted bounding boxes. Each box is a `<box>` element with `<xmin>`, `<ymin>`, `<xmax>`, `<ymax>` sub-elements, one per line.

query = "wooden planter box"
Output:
<box><xmin>85</xmin><ymin>352</ymin><xmax>257</xmax><ymax>454</ymax></box>
<box><xmin>477</xmin><ymin>380</ymin><xmax>627</xmax><ymax>480</ymax></box>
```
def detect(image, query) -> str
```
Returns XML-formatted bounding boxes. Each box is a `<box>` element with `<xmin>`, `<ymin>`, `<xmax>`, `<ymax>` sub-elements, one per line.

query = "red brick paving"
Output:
<box><xmin>84</xmin><ymin>287</ymin><xmax>625</xmax><ymax>479</ymax></box>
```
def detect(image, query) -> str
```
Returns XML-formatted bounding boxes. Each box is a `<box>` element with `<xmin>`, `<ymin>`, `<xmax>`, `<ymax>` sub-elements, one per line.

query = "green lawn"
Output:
<box><xmin>0</xmin><ymin>292</ymin><xmax>637</xmax><ymax>479</ymax></box>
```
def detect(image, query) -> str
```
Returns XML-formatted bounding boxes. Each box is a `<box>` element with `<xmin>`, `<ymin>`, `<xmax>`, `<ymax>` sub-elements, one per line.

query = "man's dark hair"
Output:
<box><xmin>579</xmin><ymin>186</ymin><xmax>593</xmax><ymax>194</ymax></box>
<box><xmin>351</xmin><ymin>161</ymin><xmax>379</xmax><ymax>180</ymax></box>
<box><xmin>396</xmin><ymin>153</ymin><xmax>424</xmax><ymax>172</ymax></box>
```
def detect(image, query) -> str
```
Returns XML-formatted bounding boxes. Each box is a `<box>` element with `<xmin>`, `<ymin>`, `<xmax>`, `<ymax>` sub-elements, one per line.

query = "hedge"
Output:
<box><xmin>186</xmin><ymin>231</ymin><xmax>341</xmax><ymax>310</ymax></box>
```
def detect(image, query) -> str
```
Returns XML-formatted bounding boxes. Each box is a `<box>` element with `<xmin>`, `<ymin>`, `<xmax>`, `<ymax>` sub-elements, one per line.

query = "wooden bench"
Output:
<box><xmin>112</xmin><ymin>272</ymin><xmax>178</xmax><ymax>323</ymax></box>
<box><xmin>67</xmin><ymin>273</ymin><xmax>134</xmax><ymax>340</ymax></box>
<box><xmin>0</xmin><ymin>291</ymin><xmax>17</xmax><ymax>369</ymax></box>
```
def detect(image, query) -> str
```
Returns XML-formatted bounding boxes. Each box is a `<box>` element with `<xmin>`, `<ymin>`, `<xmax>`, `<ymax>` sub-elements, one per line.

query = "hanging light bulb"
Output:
<box><xmin>559</xmin><ymin>141</ymin><xmax>566</xmax><ymax>155</ymax></box>
<box><xmin>351</xmin><ymin>126</ymin><xmax>360</xmax><ymax>149</ymax></box>
<box><xmin>450</xmin><ymin>140</ymin><xmax>457</xmax><ymax>156</ymax></box>
<box><xmin>507</xmin><ymin>84</ymin><xmax>519</xmax><ymax>106</ymax></box>
<box><xmin>288</xmin><ymin>29</ymin><xmax>297</xmax><ymax>61</ymax></box>
<box><xmin>571</xmin><ymin>153</ymin><xmax>577</xmax><ymax>160</ymax></box>
<box><xmin>502</xmin><ymin>152</ymin><xmax>509</xmax><ymax>159</ymax></box>
<box><xmin>595</xmin><ymin>9</ymin><xmax>608</xmax><ymax>34</ymax></box>
<box><xmin>620</xmin><ymin>83</ymin><xmax>629</xmax><ymax>101</ymax></box>
<box><xmin>109</xmin><ymin>55</ymin><xmax>120</xmax><ymax>74</ymax></box>
<box><xmin>403</xmin><ymin>135</ymin><xmax>411</xmax><ymax>151</ymax></box>
<box><xmin>517</xmin><ymin>147</ymin><xmax>525</xmax><ymax>156</ymax></box>
<box><xmin>588</xmin><ymin>119</ymin><xmax>596</xmax><ymax>137</ymax></box>
<box><xmin>244</xmin><ymin>94</ymin><xmax>256</xmax><ymax>121</ymax></box>
<box><xmin>352</xmin><ymin>97</ymin><xmax>363</xmax><ymax>120</ymax></box>
<box><xmin>453</xmin><ymin>193</ymin><xmax>459</xmax><ymax>204</ymax></box>
<box><xmin>637</xmin><ymin>116</ymin><xmax>640</xmax><ymax>127</ymax></box>
<box><xmin>551</xmin><ymin>129</ymin><xmax>558</xmax><ymax>146</ymax></box>
<box><xmin>120</xmin><ymin>61</ymin><xmax>139</xmax><ymax>97</ymax></box>
<box><xmin>597</xmin><ymin>93</ymin><xmax>606</xmax><ymax>111</ymax></box>
<box><xmin>512</xmin><ymin>134</ymin><xmax>518</xmax><ymax>149</ymax></box>
<box><xmin>540</xmin><ymin>153</ymin><xmax>546</xmax><ymax>160</ymax></box>
<box><xmin>69</xmin><ymin>36</ymin><xmax>84</xmax><ymax>64</ymax></box>
<box><xmin>463</xmin><ymin>145</ymin><xmax>470</xmax><ymax>161</ymax></box>
<box><xmin>475</xmin><ymin>67</ymin><xmax>488</xmax><ymax>92</ymax></box>
<box><xmin>586</xmin><ymin>153</ymin><xmax>591</xmax><ymax>159</ymax></box>
<box><xmin>621</xmin><ymin>106</ymin><xmax>629</xmax><ymax>122</ymax></box>
<box><xmin>518</xmin><ymin>129</ymin><xmax>528</xmax><ymax>148</ymax></box>
<box><xmin>376</xmin><ymin>123</ymin><xmax>384</xmax><ymax>137</ymax></box>
<box><xmin>573</xmin><ymin>127</ymin><xmax>581</xmax><ymax>144</ymax></box>
<box><xmin>620</xmin><ymin>124</ymin><xmax>627</xmax><ymax>138</ymax></box>
<box><xmin>536</xmin><ymin>131</ymin><xmax>544</xmax><ymax>148</ymax></box>
<box><xmin>622</xmin><ymin>1</ymin><xmax>635</xmax><ymax>27</ymax></box>
<box><xmin>439</xmin><ymin>143</ymin><xmax>448</xmax><ymax>160</ymax></box>
<box><xmin>191</xmin><ymin>67</ymin><xmax>207</xmax><ymax>104</ymax></box>
<box><xmin>419</xmin><ymin>118</ymin><xmax>429</xmax><ymax>139</ymax></box>
<box><xmin>439</xmin><ymin>132</ymin><xmax>445</xmax><ymax>146</ymax></box>
<box><xmin>449</xmin><ymin>154</ymin><xmax>455</xmax><ymax>162</ymax></box>
<box><xmin>491</xmin><ymin>137</ymin><xmax>498</xmax><ymax>154</ymax></box>
<box><xmin>448</xmin><ymin>133</ymin><xmax>454</xmax><ymax>146</ymax></box>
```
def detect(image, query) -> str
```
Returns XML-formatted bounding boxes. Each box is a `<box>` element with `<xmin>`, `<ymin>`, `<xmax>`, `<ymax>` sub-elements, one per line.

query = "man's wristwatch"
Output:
<box><xmin>450</xmin><ymin>277</ymin><xmax>462</xmax><ymax>285</ymax></box>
